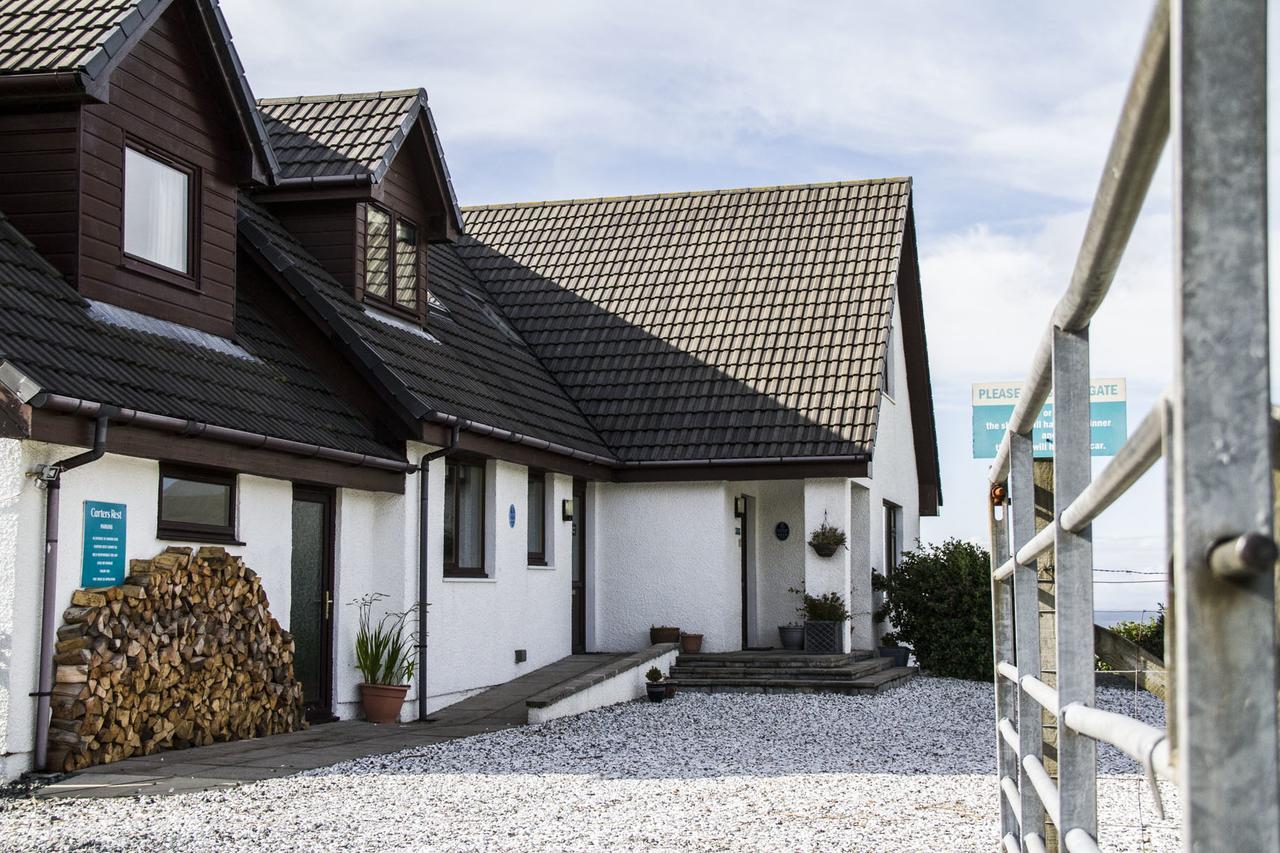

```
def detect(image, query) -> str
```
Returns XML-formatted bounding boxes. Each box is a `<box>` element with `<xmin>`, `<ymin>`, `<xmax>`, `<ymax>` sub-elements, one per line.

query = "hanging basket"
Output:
<box><xmin>810</xmin><ymin>541</ymin><xmax>840</xmax><ymax>558</ymax></box>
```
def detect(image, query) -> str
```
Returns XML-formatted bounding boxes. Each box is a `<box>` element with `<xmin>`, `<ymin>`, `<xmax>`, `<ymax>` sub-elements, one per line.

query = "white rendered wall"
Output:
<box><xmin>802</xmin><ymin>478</ymin><xmax>854</xmax><ymax>653</ymax></box>
<box><xmin>591</xmin><ymin>481</ymin><xmax>739</xmax><ymax>653</ymax></box>
<box><xmin>0</xmin><ymin>442</ymin><xmax>307</xmax><ymax>780</ymax></box>
<box><xmin>526</xmin><ymin>646</ymin><xmax>678</xmax><ymax>725</ymax></box>
<box><xmin>417</xmin><ymin>445</ymin><xmax>574</xmax><ymax>713</ymax></box>
<box><xmin>864</xmin><ymin>296</ymin><xmax>923</xmax><ymax>643</ymax></box>
<box><xmin>727</xmin><ymin>479</ymin><xmax>804</xmax><ymax>649</ymax></box>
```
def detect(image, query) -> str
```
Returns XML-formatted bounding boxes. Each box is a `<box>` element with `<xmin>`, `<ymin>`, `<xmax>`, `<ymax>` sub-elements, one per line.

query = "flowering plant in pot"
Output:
<box><xmin>789</xmin><ymin>586</ymin><xmax>850</xmax><ymax>655</ymax></box>
<box><xmin>645</xmin><ymin>666</ymin><xmax>666</xmax><ymax>703</ymax></box>
<box><xmin>350</xmin><ymin>593</ymin><xmax>419</xmax><ymax>724</ymax></box>
<box><xmin>807</xmin><ymin>516</ymin><xmax>847</xmax><ymax>558</ymax></box>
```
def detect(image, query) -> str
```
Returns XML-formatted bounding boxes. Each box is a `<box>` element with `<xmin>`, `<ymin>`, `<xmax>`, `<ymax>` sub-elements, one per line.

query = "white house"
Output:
<box><xmin>0</xmin><ymin>0</ymin><xmax>939</xmax><ymax>782</ymax></box>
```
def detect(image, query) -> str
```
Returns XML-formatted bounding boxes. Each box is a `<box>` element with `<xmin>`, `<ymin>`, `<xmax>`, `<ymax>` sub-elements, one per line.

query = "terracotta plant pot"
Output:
<box><xmin>650</xmin><ymin>626</ymin><xmax>681</xmax><ymax>645</ymax></box>
<box><xmin>359</xmin><ymin>683</ymin><xmax>409</xmax><ymax>724</ymax></box>
<box><xmin>680</xmin><ymin>633</ymin><xmax>704</xmax><ymax>654</ymax></box>
<box><xmin>645</xmin><ymin>682</ymin><xmax>666</xmax><ymax>703</ymax></box>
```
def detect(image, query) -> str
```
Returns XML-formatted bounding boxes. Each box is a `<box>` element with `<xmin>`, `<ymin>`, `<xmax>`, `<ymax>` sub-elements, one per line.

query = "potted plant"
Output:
<box><xmin>808</xmin><ymin>517</ymin><xmax>847</xmax><ymax>558</ymax></box>
<box><xmin>790</xmin><ymin>586</ymin><xmax>850</xmax><ymax>655</ymax></box>
<box><xmin>645</xmin><ymin>666</ymin><xmax>666</xmax><ymax>702</ymax></box>
<box><xmin>350</xmin><ymin>593</ymin><xmax>419</xmax><ymax>724</ymax></box>
<box><xmin>778</xmin><ymin>623</ymin><xmax>804</xmax><ymax>650</ymax></box>
<box><xmin>650</xmin><ymin>625</ymin><xmax>681</xmax><ymax>645</ymax></box>
<box><xmin>879</xmin><ymin>633</ymin><xmax>910</xmax><ymax>667</ymax></box>
<box><xmin>680</xmin><ymin>632</ymin><xmax>704</xmax><ymax>654</ymax></box>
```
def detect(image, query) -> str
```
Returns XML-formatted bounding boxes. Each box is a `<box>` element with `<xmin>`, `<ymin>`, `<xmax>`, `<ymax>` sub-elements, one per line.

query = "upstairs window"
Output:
<box><xmin>158</xmin><ymin>464</ymin><xmax>237</xmax><ymax>543</ymax></box>
<box><xmin>124</xmin><ymin>147</ymin><xmax>192</xmax><ymax>275</ymax></box>
<box><xmin>882</xmin><ymin>323</ymin><xmax>896</xmax><ymax>399</ymax></box>
<box><xmin>365</xmin><ymin>205</ymin><xmax>419</xmax><ymax>313</ymax></box>
<box><xmin>444</xmin><ymin>459</ymin><xmax>486</xmax><ymax>577</ymax></box>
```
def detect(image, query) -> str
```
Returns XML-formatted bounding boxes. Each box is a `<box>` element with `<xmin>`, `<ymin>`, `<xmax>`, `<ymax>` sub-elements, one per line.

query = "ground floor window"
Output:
<box><xmin>444</xmin><ymin>459</ymin><xmax>486</xmax><ymax>576</ymax></box>
<box><xmin>528</xmin><ymin>471</ymin><xmax>546</xmax><ymax>565</ymax></box>
<box><xmin>157</xmin><ymin>464</ymin><xmax>237</xmax><ymax>542</ymax></box>
<box><xmin>883</xmin><ymin>501</ymin><xmax>903</xmax><ymax>576</ymax></box>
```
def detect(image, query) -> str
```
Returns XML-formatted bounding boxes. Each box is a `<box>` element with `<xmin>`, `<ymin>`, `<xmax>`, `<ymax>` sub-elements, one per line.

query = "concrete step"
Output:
<box><xmin>668</xmin><ymin>659</ymin><xmax>892</xmax><ymax>681</ymax></box>
<box><xmin>669</xmin><ymin>667</ymin><xmax>916</xmax><ymax>696</ymax></box>
<box><xmin>674</xmin><ymin>651</ymin><xmax>875</xmax><ymax>668</ymax></box>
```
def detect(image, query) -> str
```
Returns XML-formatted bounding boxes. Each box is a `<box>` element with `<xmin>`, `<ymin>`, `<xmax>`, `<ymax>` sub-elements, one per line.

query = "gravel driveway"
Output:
<box><xmin>0</xmin><ymin>677</ymin><xmax>1177</xmax><ymax>852</ymax></box>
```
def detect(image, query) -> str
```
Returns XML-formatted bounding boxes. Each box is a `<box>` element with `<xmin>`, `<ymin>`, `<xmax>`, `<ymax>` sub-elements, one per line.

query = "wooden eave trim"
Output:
<box><xmin>612</xmin><ymin>458</ymin><xmax>870</xmax><ymax>484</ymax></box>
<box><xmin>897</xmin><ymin>198</ymin><xmax>943</xmax><ymax>516</ymax></box>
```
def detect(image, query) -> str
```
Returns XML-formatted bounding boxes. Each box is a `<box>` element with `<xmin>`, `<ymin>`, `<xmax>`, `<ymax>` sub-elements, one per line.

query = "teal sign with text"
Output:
<box><xmin>972</xmin><ymin>379</ymin><xmax>1127</xmax><ymax>459</ymax></box>
<box><xmin>81</xmin><ymin>501</ymin><xmax>126</xmax><ymax>587</ymax></box>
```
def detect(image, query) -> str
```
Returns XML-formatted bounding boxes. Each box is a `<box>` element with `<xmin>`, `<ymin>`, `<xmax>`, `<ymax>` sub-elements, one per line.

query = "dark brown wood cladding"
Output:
<box><xmin>76</xmin><ymin>1</ymin><xmax>248</xmax><ymax>338</ymax></box>
<box><xmin>29</xmin><ymin>408</ymin><xmax>406</xmax><ymax>494</ymax></box>
<box><xmin>0</xmin><ymin>108</ymin><xmax>81</xmax><ymax>282</ymax></box>
<box><xmin>270</xmin><ymin>200</ymin><xmax>359</xmax><ymax>291</ymax></box>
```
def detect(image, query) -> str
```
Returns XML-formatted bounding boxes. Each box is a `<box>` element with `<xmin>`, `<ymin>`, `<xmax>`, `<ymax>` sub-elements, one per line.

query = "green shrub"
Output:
<box><xmin>1098</xmin><ymin>606</ymin><xmax>1165</xmax><ymax>671</ymax></box>
<box><xmin>876</xmin><ymin>538</ymin><xmax>993</xmax><ymax>681</ymax></box>
<box><xmin>788</xmin><ymin>587</ymin><xmax>852</xmax><ymax>622</ymax></box>
<box><xmin>646</xmin><ymin>666</ymin><xmax>663</xmax><ymax>683</ymax></box>
<box><xmin>350</xmin><ymin>593</ymin><xmax>419</xmax><ymax>686</ymax></box>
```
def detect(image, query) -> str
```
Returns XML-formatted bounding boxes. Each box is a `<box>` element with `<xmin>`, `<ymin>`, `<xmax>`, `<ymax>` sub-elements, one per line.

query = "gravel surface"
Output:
<box><xmin>0</xmin><ymin>677</ymin><xmax>1178</xmax><ymax>852</ymax></box>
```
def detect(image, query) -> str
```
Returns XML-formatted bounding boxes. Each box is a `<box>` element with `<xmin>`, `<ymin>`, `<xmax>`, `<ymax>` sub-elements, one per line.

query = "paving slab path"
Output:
<box><xmin>32</xmin><ymin>653</ymin><xmax>622</xmax><ymax>799</ymax></box>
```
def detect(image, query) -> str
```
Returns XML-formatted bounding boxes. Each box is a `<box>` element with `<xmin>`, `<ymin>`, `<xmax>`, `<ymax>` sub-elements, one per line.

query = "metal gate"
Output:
<box><xmin>986</xmin><ymin>0</ymin><xmax>1279</xmax><ymax>850</ymax></box>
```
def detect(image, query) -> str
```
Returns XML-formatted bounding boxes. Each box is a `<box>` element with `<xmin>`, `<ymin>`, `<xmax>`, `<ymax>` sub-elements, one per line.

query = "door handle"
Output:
<box><xmin>324</xmin><ymin>591</ymin><xmax>333</xmax><ymax>621</ymax></box>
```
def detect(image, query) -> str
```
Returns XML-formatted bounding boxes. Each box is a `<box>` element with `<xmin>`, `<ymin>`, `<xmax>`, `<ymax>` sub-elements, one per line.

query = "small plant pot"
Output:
<box><xmin>778</xmin><ymin>625</ymin><xmax>804</xmax><ymax>650</ymax></box>
<box><xmin>680</xmin><ymin>633</ymin><xmax>704</xmax><ymax>654</ymax></box>
<box><xmin>645</xmin><ymin>682</ymin><xmax>666</xmax><ymax>703</ymax></box>
<box><xmin>664</xmin><ymin>681</ymin><xmax>677</xmax><ymax>699</ymax></box>
<box><xmin>810</xmin><ymin>541</ymin><xmax>840</xmax><ymax>558</ymax></box>
<box><xmin>879</xmin><ymin>646</ymin><xmax>910</xmax><ymax>667</ymax></box>
<box><xmin>359</xmin><ymin>683</ymin><xmax>409</xmax><ymax>724</ymax></box>
<box><xmin>650</xmin><ymin>626</ymin><xmax>681</xmax><ymax>645</ymax></box>
<box><xmin>804</xmin><ymin>621</ymin><xmax>843</xmax><ymax>655</ymax></box>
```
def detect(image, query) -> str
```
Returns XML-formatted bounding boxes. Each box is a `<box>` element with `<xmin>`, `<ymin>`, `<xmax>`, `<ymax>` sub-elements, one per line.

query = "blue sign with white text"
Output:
<box><xmin>82</xmin><ymin>501</ymin><xmax>126</xmax><ymax>587</ymax></box>
<box><xmin>972</xmin><ymin>379</ymin><xmax>1128</xmax><ymax>459</ymax></box>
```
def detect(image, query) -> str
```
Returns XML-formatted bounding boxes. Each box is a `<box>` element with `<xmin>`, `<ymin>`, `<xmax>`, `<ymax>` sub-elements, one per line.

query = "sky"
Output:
<box><xmin>220</xmin><ymin>0</ymin><xmax>1277</xmax><ymax>615</ymax></box>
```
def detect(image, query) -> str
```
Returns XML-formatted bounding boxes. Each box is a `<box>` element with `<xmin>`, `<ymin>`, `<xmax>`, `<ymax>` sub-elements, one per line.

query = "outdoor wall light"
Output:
<box><xmin>734</xmin><ymin>496</ymin><xmax>747</xmax><ymax>518</ymax></box>
<box><xmin>562</xmin><ymin>498</ymin><xmax>575</xmax><ymax>521</ymax></box>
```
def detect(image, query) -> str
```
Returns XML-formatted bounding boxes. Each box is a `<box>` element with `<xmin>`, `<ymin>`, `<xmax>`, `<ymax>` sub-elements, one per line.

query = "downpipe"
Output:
<box><xmin>30</xmin><ymin>411</ymin><xmax>113</xmax><ymax>771</ymax></box>
<box><xmin>416</xmin><ymin>424</ymin><xmax>460</xmax><ymax>721</ymax></box>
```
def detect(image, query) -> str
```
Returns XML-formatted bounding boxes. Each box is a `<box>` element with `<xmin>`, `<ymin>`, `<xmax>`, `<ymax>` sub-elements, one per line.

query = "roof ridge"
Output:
<box><xmin>257</xmin><ymin>88</ymin><xmax>424</xmax><ymax>107</ymax></box>
<box><xmin>461</xmin><ymin>176</ymin><xmax>912</xmax><ymax>212</ymax></box>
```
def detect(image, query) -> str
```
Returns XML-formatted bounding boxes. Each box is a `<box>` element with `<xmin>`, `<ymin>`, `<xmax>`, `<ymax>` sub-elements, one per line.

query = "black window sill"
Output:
<box><xmin>157</xmin><ymin>528</ymin><xmax>244</xmax><ymax>546</ymax></box>
<box><xmin>527</xmin><ymin>555</ymin><xmax>547</xmax><ymax>567</ymax></box>
<box><xmin>122</xmin><ymin>254</ymin><xmax>199</xmax><ymax>292</ymax></box>
<box><xmin>444</xmin><ymin>568</ymin><xmax>489</xmax><ymax>579</ymax></box>
<box><xmin>364</xmin><ymin>294</ymin><xmax>421</xmax><ymax>323</ymax></box>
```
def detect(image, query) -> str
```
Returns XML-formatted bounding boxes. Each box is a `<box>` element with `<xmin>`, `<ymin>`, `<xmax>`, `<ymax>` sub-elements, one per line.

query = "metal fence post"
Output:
<box><xmin>1010</xmin><ymin>432</ymin><xmax>1045</xmax><ymax>848</ymax></box>
<box><xmin>1051</xmin><ymin>325</ymin><xmax>1097</xmax><ymax>840</ymax></box>
<box><xmin>991</xmin><ymin>493</ymin><xmax>1018</xmax><ymax>841</ymax></box>
<box><xmin>1171</xmin><ymin>0</ymin><xmax>1279</xmax><ymax>849</ymax></box>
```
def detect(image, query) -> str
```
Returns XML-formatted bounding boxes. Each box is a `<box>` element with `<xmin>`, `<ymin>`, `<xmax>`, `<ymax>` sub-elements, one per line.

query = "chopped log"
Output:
<box><xmin>45</xmin><ymin>547</ymin><xmax>306</xmax><ymax>772</ymax></box>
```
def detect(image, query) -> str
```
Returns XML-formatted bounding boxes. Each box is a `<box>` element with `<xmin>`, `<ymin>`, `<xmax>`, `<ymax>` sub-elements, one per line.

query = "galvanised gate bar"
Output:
<box><xmin>985</xmin><ymin>0</ymin><xmax>1279</xmax><ymax>850</ymax></box>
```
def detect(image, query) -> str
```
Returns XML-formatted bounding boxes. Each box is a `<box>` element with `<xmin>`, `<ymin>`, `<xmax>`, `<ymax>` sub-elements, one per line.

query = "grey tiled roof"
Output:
<box><xmin>237</xmin><ymin>197</ymin><xmax>612</xmax><ymax>460</ymax></box>
<box><xmin>0</xmin><ymin>208</ymin><xmax>398</xmax><ymax>460</ymax></box>
<box><xmin>258</xmin><ymin>89</ymin><xmax>420</xmax><ymax>181</ymax></box>
<box><xmin>460</xmin><ymin>180</ymin><xmax>913</xmax><ymax>464</ymax></box>
<box><xmin>0</xmin><ymin>0</ymin><xmax>152</xmax><ymax>76</ymax></box>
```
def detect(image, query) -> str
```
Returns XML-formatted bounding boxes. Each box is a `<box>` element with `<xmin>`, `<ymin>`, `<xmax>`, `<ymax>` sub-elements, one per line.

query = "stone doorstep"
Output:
<box><xmin>525</xmin><ymin>644</ymin><xmax>677</xmax><ymax>709</ymax></box>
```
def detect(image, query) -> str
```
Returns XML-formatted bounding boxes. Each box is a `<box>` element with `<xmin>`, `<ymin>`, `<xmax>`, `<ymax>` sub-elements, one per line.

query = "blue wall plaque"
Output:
<box><xmin>82</xmin><ymin>501</ymin><xmax>126</xmax><ymax>587</ymax></box>
<box><xmin>508</xmin><ymin>503</ymin><xmax>517</xmax><ymax>528</ymax></box>
<box><xmin>775</xmin><ymin>522</ymin><xmax>790</xmax><ymax>541</ymax></box>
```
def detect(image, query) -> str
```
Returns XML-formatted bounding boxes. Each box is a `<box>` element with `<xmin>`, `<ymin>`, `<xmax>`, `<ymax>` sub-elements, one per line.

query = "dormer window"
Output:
<box><xmin>124</xmin><ymin>146</ymin><xmax>192</xmax><ymax>276</ymax></box>
<box><xmin>364</xmin><ymin>204</ymin><xmax>418</xmax><ymax>312</ymax></box>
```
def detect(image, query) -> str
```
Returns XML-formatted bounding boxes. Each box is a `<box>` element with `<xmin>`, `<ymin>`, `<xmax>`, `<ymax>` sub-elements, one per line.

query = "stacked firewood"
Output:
<box><xmin>47</xmin><ymin>546</ymin><xmax>306</xmax><ymax>772</ymax></box>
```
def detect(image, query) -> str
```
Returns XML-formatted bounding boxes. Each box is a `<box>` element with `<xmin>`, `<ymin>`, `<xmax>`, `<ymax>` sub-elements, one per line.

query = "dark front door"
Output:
<box><xmin>290</xmin><ymin>485</ymin><xmax>335</xmax><ymax>722</ymax></box>
<box><xmin>571</xmin><ymin>479</ymin><xmax>587</xmax><ymax>653</ymax></box>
